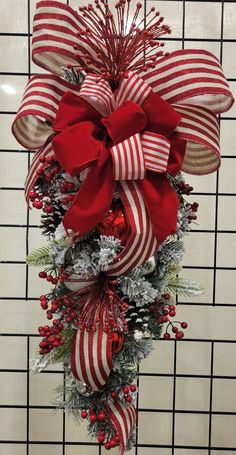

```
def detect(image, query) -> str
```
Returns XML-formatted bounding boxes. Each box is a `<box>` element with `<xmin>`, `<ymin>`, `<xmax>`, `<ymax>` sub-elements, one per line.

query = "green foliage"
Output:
<box><xmin>26</xmin><ymin>245</ymin><xmax>52</xmax><ymax>266</ymax></box>
<box><xmin>166</xmin><ymin>274</ymin><xmax>204</xmax><ymax>297</ymax></box>
<box><xmin>53</xmin><ymin>329</ymin><xmax>73</xmax><ymax>363</ymax></box>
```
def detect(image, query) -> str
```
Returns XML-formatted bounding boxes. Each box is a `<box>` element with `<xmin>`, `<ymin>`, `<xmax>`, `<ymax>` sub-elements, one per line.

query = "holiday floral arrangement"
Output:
<box><xmin>12</xmin><ymin>0</ymin><xmax>233</xmax><ymax>452</ymax></box>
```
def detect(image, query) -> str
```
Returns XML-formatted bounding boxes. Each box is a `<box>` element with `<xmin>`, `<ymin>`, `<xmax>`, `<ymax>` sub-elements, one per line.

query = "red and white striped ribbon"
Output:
<box><xmin>107</xmin><ymin>181</ymin><xmax>158</xmax><ymax>276</ymax></box>
<box><xmin>111</xmin><ymin>133</ymin><xmax>145</xmax><ymax>181</ymax></box>
<box><xmin>12</xmin><ymin>74</ymin><xmax>80</xmax><ymax>150</ymax></box>
<box><xmin>142</xmin><ymin>131</ymin><xmax>170</xmax><ymax>173</ymax></box>
<box><xmin>141</xmin><ymin>49</ymin><xmax>234</xmax><ymax>114</ymax></box>
<box><xmin>174</xmin><ymin>103</ymin><xmax>220</xmax><ymax>175</ymax></box>
<box><xmin>71</xmin><ymin>322</ymin><xmax>113</xmax><ymax>391</ymax></box>
<box><xmin>79</xmin><ymin>74</ymin><xmax>115</xmax><ymax>116</ymax></box>
<box><xmin>116</xmin><ymin>71</ymin><xmax>151</xmax><ymax>107</ymax></box>
<box><xmin>108</xmin><ymin>402</ymin><xmax>136</xmax><ymax>453</ymax></box>
<box><xmin>32</xmin><ymin>0</ymin><xmax>105</xmax><ymax>75</ymax></box>
<box><xmin>24</xmin><ymin>141</ymin><xmax>54</xmax><ymax>201</ymax></box>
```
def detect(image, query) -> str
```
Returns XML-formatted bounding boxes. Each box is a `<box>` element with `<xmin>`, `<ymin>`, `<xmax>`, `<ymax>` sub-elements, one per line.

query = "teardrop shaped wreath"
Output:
<box><xmin>13</xmin><ymin>1</ymin><xmax>234</xmax><ymax>452</ymax></box>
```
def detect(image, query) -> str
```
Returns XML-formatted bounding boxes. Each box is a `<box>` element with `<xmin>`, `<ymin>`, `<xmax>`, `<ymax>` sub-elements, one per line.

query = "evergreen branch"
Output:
<box><xmin>166</xmin><ymin>275</ymin><xmax>204</xmax><ymax>297</ymax></box>
<box><xmin>26</xmin><ymin>245</ymin><xmax>52</xmax><ymax>266</ymax></box>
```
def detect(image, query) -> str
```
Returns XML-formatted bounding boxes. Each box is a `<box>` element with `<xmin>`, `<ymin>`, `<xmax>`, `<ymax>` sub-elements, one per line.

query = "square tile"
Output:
<box><xmin>0</xmin><ymin>114</ymin><xmax>27</xmax><ymax>150</ymax></box>
<box><xmin>218</xmin><ymin>196</ymin><xmax>236</xmax><ymax>231</ymax></box>
<box><xmin>148</xmin><ymin>1</ymin><xmax>183</xmax><ymax>38</ymax></box>
<box><xmin>0</xmin><ymin>408</ymin><xmax>26</xmax><ymax>440</ymax></box>
<box><xmin>139</xmin><ymin>339</ymin><xmax>174</xmax><ymax>374</ymax></box>
<box><xmin>217</xmin><ymin>233</ymin><xmax>236</xmax><ymax>268</ymax></box>
<box><xmin>182</xmin><ymin>232</ymin><xmax>215</xmax><ymax>267</ymax></box>
<box><xmin>224</xmin><ymin>3</ymin><xmax>236</xmax><ymax>39</ymax></box>
<box><xmin>219</xmin><ymin>159</ymin><xmax>236</xmax><ymax>193</ymax></box>
<box><xmin>29</xmin><ymin>373</ymin><xmax>63</xmax><ymax>406</ymax></box>
<box><xmin>183</xmin><ymin>172</ymin><xmax>216</xmax><ymax>194</ymax></box>
<box><xmin>0</xmin><ymin>190</ymin><xmax>27</xmax><ymax>224</ymax></box>
<box><xmin>29</xmin><ymin>446</ymin><xmax>63</xmax><ymax>455</ymax></box>
<box><xmin>0</xmin><ymin>336</ymin><xmax>27</xmax><ymax>369</ymax></box>
<box><xmin>138</xmin><ymin>411</ymin><xmax>172</xmax><ymax>445</ymax></box>
<box><xmin>212</xmin><ymin>415</ymin><xmax>236</xmax><ymax>447</ymax></box>
<box><xmin>175</xmin><ymin>377</ymin><xmax>210</xmax><ymax>412</ymax></box>
<box><xmin>29</xmin><ymin>409</ymin><xmax>63</xmax><ymax>441</ymax></box>
<box><xmin>176</xmin><ymin>341</ymin><xmax>211</xmax><ymax>375</ymax></box>
<box><xmin>0</xmin><ymin>0</ymin><xmax>28</xmax><ymax>33</ymax></box>
<box><xmin>214</xmin><ymin>343</ymin><xmax>236</xmax><ymax>376</ymax></box>
<box><xmin>0</xmin><ymin>227</ymin><xmax>26</xmax><ymax>261</ymax></box>
<box><xmin>187</xmin><ymin>194</ymin><xmax>215</xmax><ymax>231</ymax></box>
<box><xmin>65</xmin><ymin>446</ymin><xmax>99</xmax><ymax>455</ymax></box>
<box><xmin>0</xmin><ymin>445</ymin><xmax>26</xmax><ymax>455</ymax></box>
<box><xmin>178</xmin><ymin>268</ymin><xmax>213</xmax><ymax>305</ymax></box>
<box><xmin>0</xmin><ymin>300</ymin><xmax>42</xmax><ymax>334</ymax></box>
<box><xmin>139</xmin><ymin>376</ymin><xmax>173</xmax><ymax>409</ymax></box>
<box><xmin>0</xmin><ymin>152</ymin><xmax>28</xmax><ymax>187</ymax></box>
<box><xmin>213</xmin><ymin>379</ymin><xmax>236</xmax><ymax>412</ymax></box>
<box><xmin>0</xmin><ymin>264</ymin><xmax>26</xmax><ymax>298</ymax></box>
<box><xmin>185</xmin><ymin>2</ymin><xmax>221</xmax><ymax>39</ymax></box>
<box><xmin>0</xmin><ymin>37</ymin><xmax>28</xmax><ymax>73</ymax></box>
<box><xmin>0</xmin><ymin>372</ymin><xmax>27</xmax><ymax>405</ymax></box>
<box><xmin>215</xmin><ymin>270</ymin><xmax>236</xmax><ymax>305</ymax></box>
<box><xmin>0</xmin><ymin>76</ymin><xmax>28</xmax><ymax>112</ymax></box>
<box><xmin>174</xmin><ymin>413</ymin><xmax>209</xmax><ymax>446</ymax></box>
<box><xmin>220</xmin><ymin>121</ymin><xmax>236</xmax><ymax>157</ymax></box>
<box><xmin>65</xmin><ymin>414</ymin><xmax>91</xmax><ymax>443</ymax></box>
<box><xmin>222</xmin><ymin>42</ymin><xmax>236</xmax><ymax>79</ymax></box>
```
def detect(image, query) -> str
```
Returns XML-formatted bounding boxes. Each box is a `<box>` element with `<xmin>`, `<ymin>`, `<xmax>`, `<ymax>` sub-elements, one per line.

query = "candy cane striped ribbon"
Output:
<box><xmin>71</xmin><ymin>322</ymin><xmax>113</xmax><ymax>391</ymax></box>
<box><xmin>141</xmin><ymin>49</ymin><xmax>234</xmax><ymax>114</ymax></box>
<box><xmin>108</xmin><ymin>402</ymin><xmax>136</xmax><ymax>454</ymax></box>
<box><xmin>12</xmin><ymin>74</ymin><xmax>80</xmax><ymax>150</ymax></box>
<box><xmin>32</xmin><ymin>0</ymin><xmax>105</xmax><ymax>75</ymax></box>
<box><xmin>107</xmin><ymin>181</ymin><xmax>158</xmax><ymax>276</ymax></box>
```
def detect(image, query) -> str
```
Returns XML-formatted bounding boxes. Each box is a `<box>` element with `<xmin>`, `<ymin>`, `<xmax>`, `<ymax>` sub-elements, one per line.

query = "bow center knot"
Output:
<box><xmin>101</xmin><ymin>100</ymin><xmax>147</xmax><ymax>145</ymax></box>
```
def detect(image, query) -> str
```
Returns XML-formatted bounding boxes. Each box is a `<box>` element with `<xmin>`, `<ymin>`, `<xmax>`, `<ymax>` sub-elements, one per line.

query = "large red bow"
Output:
<box><xmin>52</xmin><ymin>76</ymin><xmax>185</xmax><ymax>244</ymax></box>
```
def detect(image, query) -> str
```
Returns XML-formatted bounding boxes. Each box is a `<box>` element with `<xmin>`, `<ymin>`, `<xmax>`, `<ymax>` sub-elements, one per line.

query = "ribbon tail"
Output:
<box><xmin>139</xmin><ymin>173</ymin><xmax>179</xmax><ymax>244</ymax></box>
<box><xmin>71</xmin><ymin>323</ymin><xmax>113</xmax><ymax>391</ymax></box>
<box><xmin>63</xmin><ymin>157</ymin><xmax>114</xmax><ymax>236</ymax></box>
<box><xmin>107</xmin><ymin>402</ymin><xmax>136</xmax><ymax>454</ymax></box>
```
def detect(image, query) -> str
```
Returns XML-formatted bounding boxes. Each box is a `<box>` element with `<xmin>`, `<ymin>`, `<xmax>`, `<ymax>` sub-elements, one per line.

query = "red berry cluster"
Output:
<box><xmin>60</xmin><ymin>181</ymin><xmax>76</xmax><ymax>207</ymax></box>
<box><xmin>149</xmin><ymin>294</ymin><xmax>188</xmax><ymax>340</ymax></box>
<box><xmin>36</xmin><ymin>155</ymin><xmax>60</xmax><ymax>183</ymax></box>
<box><xmin>178</xmin><ymin>181</ymin><xmax>194</xmax><ymax>195</ymax></box>
<box><xmin>38</xmin><ymin>270</ymin><xmax>58</xmax><ymax>285</ymax></box>
<box><xmin>38</xmin><ymin>321</ymin><xmax>64</xmax><ymax>354</ymax></box>
<box><xmin>185</xmin><ymin>202</ymin><xmax>199</xmax><ymax>223</ymax></box>
<box><xmin>110</xmin><ymin>384</ymin><xmax>137</xmax><ymax>404</ymax></box>
<box><xmin>81</xmin><ymin>409</ymin><xmax>121</xmax><ymax>448</ymax></box>
<box><xmin>39</xmin><ymin>292</ymin><xmax>79</xmax><ymax>324</ymax></box>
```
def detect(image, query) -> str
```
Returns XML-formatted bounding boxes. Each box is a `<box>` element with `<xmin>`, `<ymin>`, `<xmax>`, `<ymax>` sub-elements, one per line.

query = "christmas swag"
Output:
<box><xmin>12</xmin><ymin>0</ymin><xmax>234</xmax><ymax>452</ymax></box>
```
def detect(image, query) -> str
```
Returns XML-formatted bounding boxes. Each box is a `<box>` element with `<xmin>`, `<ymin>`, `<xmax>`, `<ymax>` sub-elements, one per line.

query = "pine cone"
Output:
<box><xmin>125</xmin><ymin>303</ymin><xmax>149</xmax><ymax>332</ymax></box>
<box><xmin>39</xmin><ymin>205</ymin><xmax>65</xmax><ymax>236</ymax></box>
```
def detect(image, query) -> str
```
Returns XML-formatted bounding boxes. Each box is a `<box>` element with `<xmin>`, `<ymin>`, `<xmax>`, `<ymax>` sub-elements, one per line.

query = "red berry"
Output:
<box><xmin>98</xmin><ymin>411</ymin><xmax>106</xmax><ymax>422</ymax></box>
<box><xmin>123</xmin><ymin>387</ymin><xmax>129</xmax><ymax>395</ymax></box>
<box><xmin>115</xmin><ymin>435</ymin><xmax>120</xmax><ymax>443</ymax></box>
<box><xmin>81</xmin><ymin>410</ymin><xmax>87</xmax><ymax>419</ymax></box>
<box><xmin>125</xmin><ymin>395</ymin><xmax>132</xmax><ymax>403</ymax></box>
<box><xmin>44</xmin><ymin>205</ymin><xmax>53</xmax><ymax>214</ymax></box>
<box><xmin>181</xmin><ymin>322</ymin><xmax>188</xmax><ymax>329</ymax></box>
<box><xmin>38</xmin><ymin>271</ymin><xmax>47</xmax><ymax>279</ymax></box>
<box><xmin>40</xmin><ymin>301</ymin><xmax>48</xmax><ymax>310</ymax></box>
<box><xmin>29</xmin><ymin>191</ymin><xmax>37</xmax><ymax>200</ymax></box>
<box><xmin>169</xmin><ymin>310</ymin><xmax>176</xmax><ymax>317</ymax></box>
<box><xmin>176</xmin><ymin>331</ymin><xmax>184</xmax><ymax>340</ymax></box>
<box><xmin>104</xmin><ymin>442</ymin><xmax>111</xmax><ymax>450</ymax></box>
<box><xmin>172</xmin><ymin>326</ymin><xmax>178</xmax><ymax>333</ymax></box>
<box><xmin>163</xmin><ymin>333</ymin><xmax>171</xmax><ymax>340</ymax></box>
<box><xmin>46</xmin><ymin>274</ymin><xmax>53</xmax><ymax>282</ymax></box>
<box><xmin>111</xmin><ymin>391</ymin><xmax>118</xmax><ymax>400</ymax></box>
<box><xmin>98</xmin><ymin>434</ymin><xmax>105</xmax><ymax>443</ymax></box>
<box><xmin>39</xmin><ymin>156</ymin><xmax>46</xmax><ymax>163</ymax></box>
<box><xmin>169</xmin><ymin>305</ymin><xmax>175</xmax><ymax>311</ymax></box>
<box><xmin>33</xmin><ymin>200</ymin><xmax>43</xmax><ymax>209</ymax></box>
<box><xmin>130</xmin><ymin>384</ymin><xmax>136</xmax><ymax>392</ymax></box>
<box><xmin>46</xmin><ymin>312</ymin><xmax>53</xmax><ymax>320</ymax></box>
<box><xmin>109</xmin><ymin>439</ymin><xmax>117</xmax><ymax>448</ymax></box>
<box><xmin>89</xmin><ymin>414</ymin><xmax>97</xmax><ymax>423</ymax></box>
<box><xmin>164</xmin><ymin>292</ymin><xmax>171</xmax><ymax>300</ymax></box>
